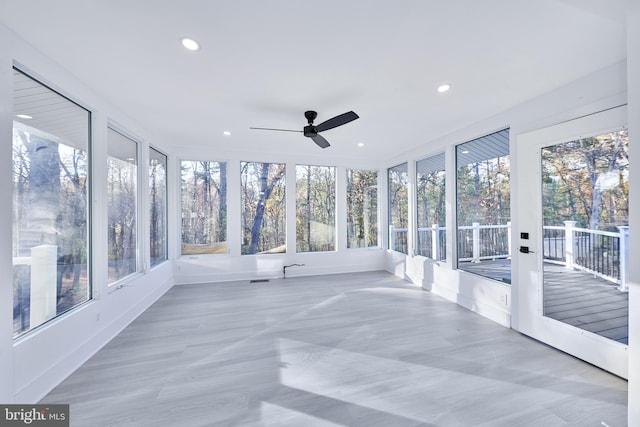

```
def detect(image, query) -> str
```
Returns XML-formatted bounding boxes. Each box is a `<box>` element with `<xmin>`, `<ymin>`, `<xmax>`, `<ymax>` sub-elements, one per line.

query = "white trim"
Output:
<box><xmin>515</xmin><ymin>105</ymin><xmax>628</xmax><ymax>378</ymax></box>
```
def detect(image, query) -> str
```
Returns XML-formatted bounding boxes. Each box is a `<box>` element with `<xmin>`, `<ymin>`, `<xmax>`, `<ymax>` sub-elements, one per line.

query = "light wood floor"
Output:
<box><xmin>41</xmin><ymin>271</ymin><xmax>627</xmax><ymax>426</ymax></box>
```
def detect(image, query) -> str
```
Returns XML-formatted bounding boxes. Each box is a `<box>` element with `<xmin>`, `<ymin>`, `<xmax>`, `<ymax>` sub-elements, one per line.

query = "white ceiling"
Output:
<box><xmin>0</xmin><ymin>0</ymin><xmax>629</xmax><ymax>164</ymax></box>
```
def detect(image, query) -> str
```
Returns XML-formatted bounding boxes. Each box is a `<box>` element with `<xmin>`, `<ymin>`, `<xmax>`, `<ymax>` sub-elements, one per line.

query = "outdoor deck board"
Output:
<box><xmin>543</xmin><ymin>264</ymin><xmax>628</xmax><ymax>343</ymax></box>
<box><xmin>459</xmin><ymin>259</ymin><xmax>628</xmax><ymax>344</ymax></box>
<box><xmin>545</xmin><ymin>301</ymin><xmax>628</xmax><ymax>318</ymax></box>
<box><xmin>596</xmin><ymin>326</ymin><xmax>628</xmax><ymax>342</ymax></box>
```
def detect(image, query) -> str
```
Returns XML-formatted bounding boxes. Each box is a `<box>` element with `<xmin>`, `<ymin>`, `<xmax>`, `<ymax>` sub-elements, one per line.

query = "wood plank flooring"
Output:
<box><xmin>41</xmin><ymin>271</ymin><xmax>627</xmax><ymax>426</ymax></box>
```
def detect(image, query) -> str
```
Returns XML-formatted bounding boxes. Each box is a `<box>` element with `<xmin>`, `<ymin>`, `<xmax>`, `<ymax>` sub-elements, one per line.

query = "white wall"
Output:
<box><xmin>0</xmin><ymin>24</ymin><xmax>175</xmax><ymax>403</ymax></box>
<box><xmin>0</xmin><ymin>23</ymin><xmax>16</xmax><ymax>404</ymax></box>
<box><xmin>626</xmin><ymin>2</ymin><xmax>640</xmax><ymax>424</ymax></box>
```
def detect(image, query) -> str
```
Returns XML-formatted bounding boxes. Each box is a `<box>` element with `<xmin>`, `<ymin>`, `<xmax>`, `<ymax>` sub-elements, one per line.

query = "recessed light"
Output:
<box><xmin>461</xmin><ymin>150</ymin><xmax>470</xmax><ymax>154</ymax></box>
<box><xmin>181</xmin><ymin>37</ymin><xmax>200</xmax><ymax>52</ymax></box>
<box><xmin>437</xmin><ymin>84</ymin><xmax>451</xmax><ymax>93</ymax></box>
<box><xmin>16</xmin><ymin>114</ymin><xmax>32</xmax><ymax>119</ymax></box>
<box><xmin>357</xmin><ymin>142</ymin><xmax>364</xmax><ymax>147</ymax></box>
<box><xmin>223</xmin><ymin>131</ymin><xmax>231</xmax><ymax>136</ymax></box>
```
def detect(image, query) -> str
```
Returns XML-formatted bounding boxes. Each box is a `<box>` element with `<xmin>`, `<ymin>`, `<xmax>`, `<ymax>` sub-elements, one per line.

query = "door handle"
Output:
<box><xmin>519</xmin><ymin>246</ymin><xmax>535</xmax><ymax>254</ymax></box>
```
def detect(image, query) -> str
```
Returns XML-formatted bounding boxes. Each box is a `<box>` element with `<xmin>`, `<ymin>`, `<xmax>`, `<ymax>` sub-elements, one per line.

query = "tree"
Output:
<box><xmin>388</xmin><ymin>165</ymin><xmax>409</xmax><ymax>253</ymax></box>
<box><xmin>149</xmin><ymin>154</ymin><xmax>166</xmax><ymax>264</ymax></box>
<box><xmin>180</xmin><ymin>160</ymin><xmax>227</xmax><ymax>254</ymax></box>
<box><xmin>296</xmin><ymin>165</ymin><xmax>336</xmax><ymax>252</ymax></box>
<box><xmin>541</xmin><ymin>131</ymin><xmax>629</xmax><ymax>230</ymax></box>
<box><xmin>347</xmin><ymin>170</ymin><xmax>378</xmax><ymax>248</ymax></box>
<box><xmin>242</xmin><ymin>162</ymin><xmax>285</xmax><ymax>254</ymax></box>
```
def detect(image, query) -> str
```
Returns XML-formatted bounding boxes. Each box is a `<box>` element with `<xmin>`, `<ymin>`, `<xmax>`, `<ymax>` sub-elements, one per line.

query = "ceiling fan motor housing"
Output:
<box><xmin>303</xmin><ymin>125</ymin><xmax>317</xmax><ymax>137</ymax></box>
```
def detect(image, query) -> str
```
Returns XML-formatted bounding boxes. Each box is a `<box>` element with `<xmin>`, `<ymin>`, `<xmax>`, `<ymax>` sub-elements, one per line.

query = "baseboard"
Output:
<box><xmin>455</xmin><ymin>290</ymin><xmax>511</xmax><ymax>327</ymax></box>
<box><xmin>174</xmin><ymin>261</ymin><xmax>385</xmax><ymax>285</ymax></box>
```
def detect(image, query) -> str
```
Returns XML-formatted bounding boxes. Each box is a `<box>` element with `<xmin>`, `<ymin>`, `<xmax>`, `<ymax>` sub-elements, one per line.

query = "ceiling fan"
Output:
<box><xmin>250</xmin><ymin>110</ymin><xmax>359</xmax><ymax>149</ymax></box>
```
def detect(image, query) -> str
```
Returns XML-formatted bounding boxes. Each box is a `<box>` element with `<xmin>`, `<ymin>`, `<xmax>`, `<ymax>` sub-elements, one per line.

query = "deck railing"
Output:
<box><xmin>416</xmin><ymin>224</ymin><xmax>447</xmax><ymax>261</ymax></box>
<box><xmin>458</xmin><ymin>223</ymin><xmax>511</xmax><ymax>262</ymax></box>
<box><xmin>389</xmin><ymin>221</ymin><xmax>629</xmax><ymax>291</ymax></box>
<box><xmin>543</xmin><ymin>221</ymin><xmax>629</xmax><ymax>291</ymax></box>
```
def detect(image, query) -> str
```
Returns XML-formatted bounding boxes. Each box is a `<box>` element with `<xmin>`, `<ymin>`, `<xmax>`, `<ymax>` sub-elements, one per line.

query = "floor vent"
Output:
<box><xmin>249</xmin><ymin>279</ymin><xmax>270</xmax><ymax>283</ymax></box>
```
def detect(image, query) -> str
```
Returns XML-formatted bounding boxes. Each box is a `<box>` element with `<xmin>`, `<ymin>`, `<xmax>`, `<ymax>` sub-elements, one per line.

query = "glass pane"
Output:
<box><xmin>347</xmin><ymin>169</ymin><xmax>378</xmax><ymax>248</ymax></box>
<box><xmin>241</xmin><ymin>162</ymin><xmax>286</xmax><ymax>254</ymax></box>
<box><xmin>388</xmin><ymin>163</ymin><xmax>408</xmax><ymax>254</ymax></box>
<box><xmin>296</xmin><ymin>165</ymin><xmax>336</xmax><ymax>252</ymax></box>
<box><xmin>107</xmin><ymin>128</ymin><xmax>138</xmax><ymax>284</ymax></box>
<box><xmin>416</xmin><ymin>153</ymin><xmax>446</xmax><ymax>261</ymax></box>
<box><xmin>149</xmin><ymin>148</ymin><xmax>167</xmax><ymax>266</ymax></box>
<box><xmin>12</xmin><ymin>69</ymin><xmax>91</xmax><ymax>337</ymax></box>
<box><xmin>456</xmin><ymin>129</ymin><xmax>511</xmax><ymax>283</ymax></box>
<box><xmin>180</xmin><ymin>160</ymin><xmax>227</xmax><ymax>254</ymax></box>
<box><xmin>541</xmin><ymin>130</ymin><xmax>629</xmax><ymax>344</ymax></box>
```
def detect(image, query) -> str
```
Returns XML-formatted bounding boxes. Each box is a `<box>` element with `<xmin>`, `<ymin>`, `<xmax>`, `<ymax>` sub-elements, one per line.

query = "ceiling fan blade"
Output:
<box><xmin>249</xmin><ymin>127</ymin><xmax>302</xmax><ymax>133</ymax></box>
<box><xmin>315</xmin><ymin>111</ymin><xmax>359</xmax><ymax>133</ymax></box>
<box><xmin>311</xmin><ymin>134</ymin><xmax>330</xmax><ymax>149</ymax></box>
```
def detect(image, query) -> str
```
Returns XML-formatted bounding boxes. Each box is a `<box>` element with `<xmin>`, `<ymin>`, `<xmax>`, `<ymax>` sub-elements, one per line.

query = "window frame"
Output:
<box><xmin>179</xmin><ymin>159</ymin><xmax>228</xmax><ymax>256</ymax></box>
<box><xmin>346</xmin><ymin>168</ymin><xmax>379</xmax><ymax>249</ymax></box>
<box><xmin>11</xmin><ymin>67</ymin><xmax>93</xmax><ymax>338</ymax></box>
<box><xmin>106</xmin><ymin>125</ymin><xmax>142</xmax><ymax>287</ymax></box>
<box><xmin>295</xmin><ymin>163</ymin><xmax>337</xmax><ymax>253</ymax></box>
<box><xmin>149</xmin><ymin>146</ymin><xmax>168</xmax><ymax>267</ymax></box>
<box><xmin>416</xmin><ymin>153</ymin><xmax>447</xmax><ymax>261</ymax></box>
<box><xmin>240</xmin><ymin>161</ymin><xmax>287</xmax><ymax>256</ymax></box>
<box><xmin>387</xmin><ymin>162</ymin><xmax>409</xmax><ymax>254</ymax></box>
<box><xmin>455</xmin><ymin>128</ymin><xmax>511</xmax><ymax>283</ymax></box>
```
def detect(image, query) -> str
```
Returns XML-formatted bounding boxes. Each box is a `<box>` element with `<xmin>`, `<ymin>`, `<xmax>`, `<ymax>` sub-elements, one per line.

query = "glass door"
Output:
<box><xmin>514</xmin><ymin>106</ymin><xmax>628</xmax><ymax>378</ymax></box>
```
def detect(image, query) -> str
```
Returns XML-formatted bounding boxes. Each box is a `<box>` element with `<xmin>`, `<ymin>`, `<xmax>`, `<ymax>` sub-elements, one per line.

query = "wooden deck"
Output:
<box><xmin>543</xmin><ymin>263</ymin><xmax>628</xmax><ymax>344</ymax></box>
<box><xmin>459</xmin><ymin>259</ymin><xmax>629</xmax><ymax>344</ymax></box>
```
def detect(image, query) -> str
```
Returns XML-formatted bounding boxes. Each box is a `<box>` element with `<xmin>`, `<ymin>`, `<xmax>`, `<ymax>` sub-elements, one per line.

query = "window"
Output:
<box><xmin>456</xmin><ymin>129</ymin><xmax>511</xmax><ymax>283</ymax></box>
<box><xmin>541</xmin><ymin>130</ymin><xmax>629</xmax><ymax>337</ymax></box>
<box><xmin>107</xmin><ymin>128</ymin><xmax>138</xmax><ymax>284</ymax></box>
<box><xmin>241</xmin><ymin>162</ymin><xmax>286</xmax><ymax>254</ymax></box>
<box><xmin>388</xmin><ymin>163</ymin><xmax>409</xmax><ymax>254</ymax></box>
<box><xmin>12</xmin><ymin>69</ymin><xmax>91</xmax><ymax>337</ymax></box>
<box><xmin>346</xmin><ymin>169</ymin><xmax>378</xmax><ymax>248</ymax></box>
<box><xmin>149</xmin><ymin>148</ymin><xmax>167</xmax><ymax>266</ymax></box>
<box><xmin>180</xmin><ymin>160</ymin><xmax>227</xmax><ymax>254</ymax></box>
<box><xmin>416</xmin><ymin>153</ymin><xmax>446</xmax><ymax>261</ymax></box>
<box><xmin>296</xmin><ymin>165</ymin><xmax>336</xmax><ymax>252</ymax></box>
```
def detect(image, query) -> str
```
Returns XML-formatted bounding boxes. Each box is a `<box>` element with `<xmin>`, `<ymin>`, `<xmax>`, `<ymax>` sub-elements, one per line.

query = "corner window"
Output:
<box><xmin>12</xmin><ymin>69</ymin><xmax>91</xmax><ymax>337</ymax></box>
<box><xmin>180</xmin><ymin>160</ymin><xmax>227</xmax><ymax>255</ymax></box>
